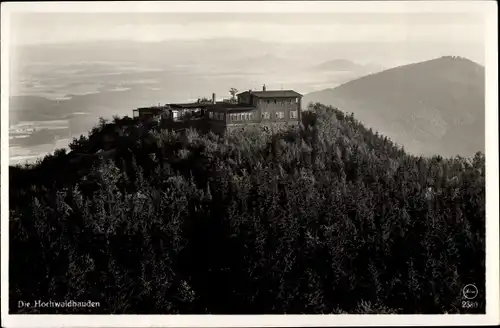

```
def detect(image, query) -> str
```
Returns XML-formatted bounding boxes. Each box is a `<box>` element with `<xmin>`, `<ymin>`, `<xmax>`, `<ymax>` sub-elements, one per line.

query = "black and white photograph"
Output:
<box><xmin>1</xmin><ymin>1</ymin><xmax>499</xmax><ymax>327</ymax></box>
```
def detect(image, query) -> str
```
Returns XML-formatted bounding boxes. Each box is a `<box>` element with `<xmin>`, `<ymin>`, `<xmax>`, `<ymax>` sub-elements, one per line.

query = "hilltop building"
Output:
<box><xmin>132</xmin><ymin>85</ymin><xmax>303</xmax><ymax>133</ymax></box>
<box><xmin>132</xmin><ymin>104</ymin><xmax>203</xmax><ymax>121</ymax></box>
<box><xmin>205</xmin><ymin>85</ymin><xmax>302</xmax><ymax>133</ymax></box>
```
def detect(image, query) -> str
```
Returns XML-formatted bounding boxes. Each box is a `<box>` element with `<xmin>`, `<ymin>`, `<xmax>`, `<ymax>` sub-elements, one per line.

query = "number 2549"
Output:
<box><xmin>462</xmin><ymin>301</ymin><xmax>478</xmax><ymax>309</ymax></box>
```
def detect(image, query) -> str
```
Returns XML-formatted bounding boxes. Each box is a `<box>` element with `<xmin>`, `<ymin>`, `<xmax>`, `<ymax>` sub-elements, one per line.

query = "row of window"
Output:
<box><xmin>263</xmin><ymin>98</ymin><xmax>299</xmax><ymax>105</ymax></box>
<box><xmin>237</xmin><ymin>97</ymin><xmax>299</xmax><ymax>105</ymax></box>
<box><xmin>262</xmin><ymin>111</ymin><xmax>297</xmax><ymax>120</ymax></box>
<box><xmin>230</xmin><ymin>112</ymin><xmax>254</xmax><ymax>121</ymax></box>
<box><xmin>209</xmin><ymin>112</ymin><xmax>225</xmax><ymax>120</ymax></box>
<box><xmin>209</xmin><ymin>110</ymin><xmax>298</xmax><ymax>121</ymax></box>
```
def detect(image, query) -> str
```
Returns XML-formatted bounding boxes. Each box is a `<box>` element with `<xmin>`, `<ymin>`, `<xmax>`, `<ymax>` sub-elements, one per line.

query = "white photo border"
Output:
<box><xmin>1</xmin><ymin>1</ymin><xmax>498</xmax><ymax>327</ymax></box>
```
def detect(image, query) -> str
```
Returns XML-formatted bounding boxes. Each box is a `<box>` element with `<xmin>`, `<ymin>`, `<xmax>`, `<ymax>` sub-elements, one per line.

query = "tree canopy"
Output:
<box><xmin>9</xmin><ymin>103</ymin><xmax>485</xmax><ymax>314</ymax></box>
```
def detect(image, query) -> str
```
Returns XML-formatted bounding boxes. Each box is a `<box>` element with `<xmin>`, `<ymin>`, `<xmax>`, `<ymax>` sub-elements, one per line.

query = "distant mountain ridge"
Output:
<box><xmin>313</xmin><ymin>59</ymin><xmax>384</xmax><ymax>74</ymax></box>
<box><xmin>14</xmin><ymin>38</ymin><xmax>485</xmax><ymax>69</ymax></box>
<box><xmin>314</xmin><ymin>59</ymin><xmax>361</xmax><ymax>71</ymax></box>
<box><xmin>303</xmin><ymin>56</ymin><xmax>485</xmax><ymax>157</ymax></box>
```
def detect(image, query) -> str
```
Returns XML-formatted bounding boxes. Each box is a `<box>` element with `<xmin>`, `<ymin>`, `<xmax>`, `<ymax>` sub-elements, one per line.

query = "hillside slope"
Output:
<box><xmin>303</xmin><ymin>56</ymin><xmax>485</xmax><ymax>157</ymax></box>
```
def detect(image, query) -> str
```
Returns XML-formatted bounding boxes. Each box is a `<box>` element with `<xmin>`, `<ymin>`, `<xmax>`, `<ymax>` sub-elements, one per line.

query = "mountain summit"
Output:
<box><xmin>304</xmin><ymin>56</ymin><xmax>485</xmax><ymax>157</ymax></box>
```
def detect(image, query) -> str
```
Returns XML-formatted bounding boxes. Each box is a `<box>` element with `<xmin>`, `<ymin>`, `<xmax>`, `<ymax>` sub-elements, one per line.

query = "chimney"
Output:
<box><xmin>212</xmin><ymin>93</ymin><xmax>216</xmax><ymax>104</ymax></box>
<box><xmin>262</xmin><ymin>84</ymin><xmax>266</xmax><ymax>92</ymax></box>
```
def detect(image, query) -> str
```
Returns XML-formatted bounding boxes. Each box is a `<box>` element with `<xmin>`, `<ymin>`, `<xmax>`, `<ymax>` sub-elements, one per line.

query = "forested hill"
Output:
<box><xmin>303</xmin><ymin>56</ymin><xmax>485</xmax><ymax>158</ymax></box>
<box><xmin>10</xmin><ymin>103</ymin><xmax>485</xmax><ymax>314</ymax></box>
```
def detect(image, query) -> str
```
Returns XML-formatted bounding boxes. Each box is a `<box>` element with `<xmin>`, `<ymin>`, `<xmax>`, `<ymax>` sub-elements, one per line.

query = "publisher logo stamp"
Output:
<box><xmin>462</xmin><ymin>284</ymin><xmax>478</xmax><ymax>300</ymax></box>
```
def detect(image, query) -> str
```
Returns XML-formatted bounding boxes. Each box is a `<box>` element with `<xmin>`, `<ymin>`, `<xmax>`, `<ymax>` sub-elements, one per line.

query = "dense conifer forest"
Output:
<box><xmin>9</xmin><ymin>103</ymin><xmax>485</xmax><ymax>314</ymax></box>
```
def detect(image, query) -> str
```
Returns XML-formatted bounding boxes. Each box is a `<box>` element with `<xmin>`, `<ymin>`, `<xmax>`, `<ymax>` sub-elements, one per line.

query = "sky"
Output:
<box><xmin>10</xmin><ymin>12</ymin><xmax>484</xmax><ymax>46</ymax></box>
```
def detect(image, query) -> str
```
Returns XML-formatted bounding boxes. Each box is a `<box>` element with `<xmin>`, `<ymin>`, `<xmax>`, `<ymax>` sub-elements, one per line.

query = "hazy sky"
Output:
<box><xmin>5</xmin><ymin>10</ymin><xmax>487</xmax><ymax>68</ymax></box>
<box><xmin>11</xmin><ymin>12</ymin><xmax>484</xmax><ymax>45</ymax></box>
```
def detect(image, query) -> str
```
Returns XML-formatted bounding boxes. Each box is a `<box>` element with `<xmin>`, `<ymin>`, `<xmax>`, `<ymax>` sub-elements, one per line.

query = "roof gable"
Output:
<box><xmin>237</xmin><ymin>90</ymin><xmax>302</xmax><ymax>98</ymax></box>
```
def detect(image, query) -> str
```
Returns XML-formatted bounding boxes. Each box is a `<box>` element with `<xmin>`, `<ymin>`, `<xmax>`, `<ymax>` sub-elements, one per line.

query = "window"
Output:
<box><xmin>266</xmin><ymin>100</ymin><xmax>270</xmax><ymax>104</ymax></box>
<box><xmin>236</xmin><ymin>113</ymin><xmax>241</xmax><ymax>121</ymax></box>
<box><xmin>276</xmin><ymin>111</ymin><xmax>284</xmax><ymax>119</ymax></box>
<box><xmin>274</xmin><ymin>99</ymin><xmax>277</xmax><ymax>104</ymax></box>
<box><xmin>295</xmin><ymin>98</ymin><xmax>299</xmax><ymax>103</ymax></box>
<box><xmin>249</xmin><ymin>113</ymin><xmax>253</xmax><ymax>120</ymax></box>
<box><xmin>220</xmin><ymin>113</ymin><xmax>225</xmax><ymax>121</ymax></box>
<box><xmin>262</xmin><ymin>112</ymin><xmax>270</xmax><ymax>120</ymax></box>
<box><xmin>290</xmin><ymin>111</ymin><xmax>297</xmax><ymax>119</ymax></box>
<box><xmin>209</xmin><ymin>112</ymin><xmax>213</xmax><ymax>119</ymax></box>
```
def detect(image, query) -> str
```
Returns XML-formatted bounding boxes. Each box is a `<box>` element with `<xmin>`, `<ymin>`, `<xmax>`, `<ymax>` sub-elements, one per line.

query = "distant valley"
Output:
<box><xmin>10</xmin><ymin>41</ymin><xmax>382</xmax><ymax>165</ymax></box>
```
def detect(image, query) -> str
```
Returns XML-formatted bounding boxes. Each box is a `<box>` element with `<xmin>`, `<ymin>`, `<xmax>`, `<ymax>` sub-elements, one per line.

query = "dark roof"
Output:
<box><xmin>237</xmin><ymin>90</ymin><xmax>302</xmax><ymax>98</ymax></box>
<box><xmin>168</xmin><ymin>103</ymin><xmax>208</xmax><ymax>109</ymax></box>
<box><xmin>135</xmin><ymin>101</ymin><xmax>255</xmax><ymax>113</ymax></box>
<box><xmin>206</xmin><ymin>102</ymin><xmax>255</xmax><ymax>112</ymax></box>
<box><xmin>135</xmin><ymin>106</ymin><xmax>165</xmax><ymax>112</ymax></box>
